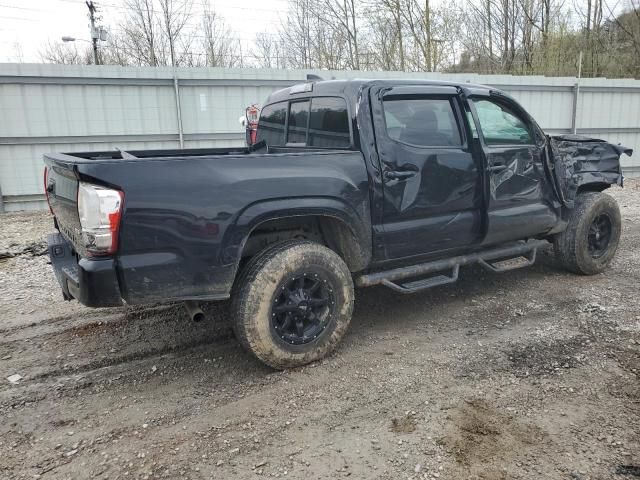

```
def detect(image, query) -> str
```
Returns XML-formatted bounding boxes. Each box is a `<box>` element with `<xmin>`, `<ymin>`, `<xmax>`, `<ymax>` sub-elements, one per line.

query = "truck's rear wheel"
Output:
<box><xmin>553</xmin><ymin>192</ymin><xmax>621</xmax><ymax>275</ymax></box>
<box><xmin>232</xmin><ymin>240</ymin><xmax>354</xmax><ymax>369</ymax></box>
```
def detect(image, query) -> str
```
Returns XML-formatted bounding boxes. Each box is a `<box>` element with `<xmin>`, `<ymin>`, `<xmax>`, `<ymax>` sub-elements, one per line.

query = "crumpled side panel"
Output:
<box><xmin>550</xmin><ymin>135</ymin><xmax>632</xmax><ymax>206</ymax></box>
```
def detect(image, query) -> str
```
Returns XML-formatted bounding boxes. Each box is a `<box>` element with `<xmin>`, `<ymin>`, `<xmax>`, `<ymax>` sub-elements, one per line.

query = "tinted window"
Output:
<box><xmin>287</xmin><ymin>100</ymin><xmax>310</xmax><ymax>144</ymax></box>
<box><xmin>383</xmin><ymin>98</ymin><xmax>462</xmax><ymax>147</ymax></box>
<box><xmin>257</xmin><ymin>102</ymin><xmax>286</xmax><ymax>146</ymax></box>
<box><xmin>309</xmin><ymin>97</ymin><xmax>350</xmax><ymax>147</ymax></box>
<box><xmin>472</xmin><ymin>99</ymin><xmax>532</xmax><ymax>145</ymax></box>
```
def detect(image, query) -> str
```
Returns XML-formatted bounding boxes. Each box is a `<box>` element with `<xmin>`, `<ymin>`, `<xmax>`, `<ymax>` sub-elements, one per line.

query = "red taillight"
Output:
<box><xmin>107</xmin><ymin>191</ymin><xmax>124</xmax><ymax>253</ymax></box>
<box><xmin>246</xmin><ymin>104</ymin><xmax>260</xmax><ymax>145</ymax></box>
<box><xmin>77</xmin><ymin>183</ymin><xmax>124</xmax><ymax>256</ymax></box>
<box><xmin>43</xmin><ymin>166</ymin><xmax>54</xmax><ymax>215</ymax></box>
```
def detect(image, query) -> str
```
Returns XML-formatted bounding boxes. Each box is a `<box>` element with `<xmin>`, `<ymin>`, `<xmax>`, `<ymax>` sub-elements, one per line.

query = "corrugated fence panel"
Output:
<box><xmin>0</xmin><ymin>83</ymin><xmax>178</xmax><ymax>138</ymax></box>
<box><xmin>508</xmin><ymin>89</ymin><xmax>575</xmax><ymax>131</ymax></box>
<box><xmin>0</xmin><ymin>63</ymin><xmax>639</xmax><ymax>211</ymax></box>
<box><xmin>578</xmin><ymin>90</ymin><xmax>640</xmax><ymax>129</ymax></box>
<box><xmin>178</xmin><ymin>84</ymin><xmax>282</xmax><ymax>135</ymax></box>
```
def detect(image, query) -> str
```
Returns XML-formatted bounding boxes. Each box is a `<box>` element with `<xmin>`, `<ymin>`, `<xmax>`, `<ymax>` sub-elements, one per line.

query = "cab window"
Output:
<box><xmin>472</xmin><ymin>99</ymin><xmax>533</xmax><ymax>145</ymax></box>
<box><xmin>256</xmin><ymin>101</ymin><xmax>286</xmax><ymax>146</ymax></box>
<box><xmin>287</xmin><ymin>100</ymin><xmax>310</xmax><ymax>144</ymax></box>
<box><xmin>258</xmin><ymin>97</ymin><xmax>350</xmax><ymax>148</ymax></box>
<box><xmin>383</xmin><ymin>98</ymin><xmax>462</xmax><ymax>147</ymax></box>
<box><xmin>308</xmin><ymin>97</ymin><xmax>350</xmax><ymax>147</ymax></box>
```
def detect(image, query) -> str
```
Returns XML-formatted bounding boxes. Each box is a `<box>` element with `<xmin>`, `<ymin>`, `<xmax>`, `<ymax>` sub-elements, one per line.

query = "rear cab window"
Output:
<box><xmin>257</xmin><ymin>96</ymin><xmax>351</xmax><ymax>148</ymax></box>
<box><xmin>287</xmin><ymin>100</ymin><xmax>310</xmax><ymax>145</ymax></box>
<box><xmin>256</xmin><ymin>101</ymin><xmax>287</xmax><ymax>146</ymax></box>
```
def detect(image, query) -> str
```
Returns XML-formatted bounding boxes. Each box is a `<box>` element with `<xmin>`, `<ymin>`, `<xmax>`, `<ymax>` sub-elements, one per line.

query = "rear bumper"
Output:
<box><xmin>47</xmin><ymin>232</ymin><xmax>123</xmax><ymax>307</ymax></box>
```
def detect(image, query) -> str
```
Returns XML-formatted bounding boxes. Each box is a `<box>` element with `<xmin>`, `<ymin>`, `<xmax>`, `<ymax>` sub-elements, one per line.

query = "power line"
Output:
<box><xmin>50</xmin><ymin>0</ymin><xmax>289</xmax><ymax>15</ymax></box>
<box><xmin>1</xmin><ymin>15</ymin><xmax>41</xmax><ymax>21</ymax></box>
<box><xmin>0</xmin><ymin>3</ymin><xmax>58</xmax><ymax>12</ymax></box>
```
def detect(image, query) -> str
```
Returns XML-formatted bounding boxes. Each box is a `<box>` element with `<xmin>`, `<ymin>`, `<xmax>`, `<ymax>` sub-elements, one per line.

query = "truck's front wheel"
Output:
<box><xmin>554</xmin><ymin>191</ymin><xmax>621</xmax><ymax>275</ymax></box>
<box><xmin>232</xmin><ymin>240</ymin><xmax>354</xmax><ymax>369</ymax></box>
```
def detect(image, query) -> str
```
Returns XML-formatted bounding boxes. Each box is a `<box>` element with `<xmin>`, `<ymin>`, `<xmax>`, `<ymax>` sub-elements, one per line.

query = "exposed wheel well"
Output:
<box><xmin>577</xmin><ymin>182</ymin><xmax>610</xmax><ymax>194</ymax></box>
<box><xmin>241</xmin><ymin>215</ymin><xmax>367</xmax><ymax>272</ymax></box>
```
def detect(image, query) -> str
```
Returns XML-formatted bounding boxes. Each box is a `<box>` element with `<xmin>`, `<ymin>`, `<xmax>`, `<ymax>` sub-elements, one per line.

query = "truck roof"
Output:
<box><xmin>264</xmin><ymin>78</ymin><xmax>495</xmax><ymax>105</ymax></box>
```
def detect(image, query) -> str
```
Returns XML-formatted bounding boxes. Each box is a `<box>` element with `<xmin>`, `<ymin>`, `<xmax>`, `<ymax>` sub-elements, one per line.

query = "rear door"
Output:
<box><xmin>371</xmin><ymin>86</ymin><xmax>483</xmax><ymax>259</ymax></box>
<box><xmin>468</xmin><ymin>96</ymin><xmax>557</xmax><ymax>244</ymax></box>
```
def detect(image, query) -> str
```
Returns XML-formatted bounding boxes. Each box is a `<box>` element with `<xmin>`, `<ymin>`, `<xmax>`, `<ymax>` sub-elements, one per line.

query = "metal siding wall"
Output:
<box><xmin>1</xmin><ymin>64</ymin><xmax>639</xmax><ymax>211</ymax></box>
<box><xmin>509</xmin><ymin>89</ymin><xmax>574</xmax><ymax>130</ymax></box>
<box><xmin>576</xmin><ymin>87</ymin><xmax>640</xmax><ymax>176</ymax></box>
<box><xmin>1</xmin><ymin>84</ymin><xmax>177</xmax><ymax>138</ymax></box>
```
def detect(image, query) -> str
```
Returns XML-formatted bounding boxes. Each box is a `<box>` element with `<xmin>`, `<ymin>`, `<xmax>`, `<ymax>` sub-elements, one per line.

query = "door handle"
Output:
<box><xmin>488</xmin><ymin>164</ymin><xmax>507</xmax><ymax>172</ymax></box>
<box><xmin>384</xmin><ymin>170</ymin><xmax>418</xmax><ymax>180</ymax></box>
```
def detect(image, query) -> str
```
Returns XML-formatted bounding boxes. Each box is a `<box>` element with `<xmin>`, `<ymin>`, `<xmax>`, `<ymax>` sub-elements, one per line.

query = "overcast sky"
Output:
<box><xmin>0</xmin><ymin>0</ymin><xmax>286</xmax><ymax>63</ymax></box>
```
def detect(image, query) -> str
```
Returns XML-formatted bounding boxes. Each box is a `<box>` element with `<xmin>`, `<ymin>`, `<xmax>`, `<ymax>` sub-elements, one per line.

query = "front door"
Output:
<box><xmin>469</xmin><ymin>96</ymin><xmax>557</xmax><ymax>245</ymax></box>
<box><xmin>372</xmin><ymin>86</ymin><xmax>483</xmax><ymax>260</ymax></box>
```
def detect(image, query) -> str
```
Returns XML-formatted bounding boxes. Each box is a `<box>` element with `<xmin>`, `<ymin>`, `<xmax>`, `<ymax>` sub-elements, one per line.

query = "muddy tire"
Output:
<box><xmin>553</xmin><ymin>192</ymin><xmax>621</xmax><ymax>275</ymax></box>
<box><xmin>231</xmin><ymin>240</ymin><xmax>354</xmax><ymax>369</ymax></box>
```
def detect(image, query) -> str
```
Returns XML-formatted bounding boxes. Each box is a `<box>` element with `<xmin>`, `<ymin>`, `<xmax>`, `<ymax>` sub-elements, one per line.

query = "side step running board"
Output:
<box><xmin>356</xmin><ymin>240</ymin><xmax>548</xmax><ymax>294</ymax></box>
<box><xmin>381</xmin><ymin>265</ymin><xmax>460</xmax><ymax>294</ymax></box>
<box><xmin>477</xmin><ymin>248</ymin><xmax>537</xmax><ymax>273</ymax></box>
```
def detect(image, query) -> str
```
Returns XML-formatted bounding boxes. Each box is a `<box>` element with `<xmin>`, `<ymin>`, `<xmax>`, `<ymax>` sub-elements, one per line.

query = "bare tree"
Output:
<box><xmin>36</xmin><ymin>0</ymin><xmax>639</xmax><ymax>77</ymax></box>
<box><xmin>253</xmin><ymin>33</ymin><xmax>289</xmax><ymax>68</ymax></box>
<box><xmin>367</xmin><ymin>9</ymin><xmax>404</xmax><ymax>70</ymax></box>
<box><xmin>12</xmin><ymin>42</ymin><xmax>25</xmax><ymax>63</ymax></box>
<box><xmin>314</xmin><ymin>0</ymin><xmax>361</xmax><ymax>69</ymax></box>
<box><xmin>368</xmin><ymin>0</ymin><xmax>406</xmax><ymax>70</ymax></box>
<box><xmin>120</xmin><ymin>0</ymin><xmax>163</xmax><ymax>65</ymax></box>
<box><xmin>610</xmin><ymin>0</ymin><xmax>640</xmax><ymax>66</ymax></box>
<box><xmin>279</xmin><ymin>0</ymin><xmax>317</xmax><ymax>68</ymax></box>
<box><xmin>116</xmin><ymin>0</ymin><xmax>192</xmax><ymax>66</ymax></box>
<box><xmin>40</xmin><ymin>41</ymin><xmax>92</xmax><ymax>65</ymax></box>
<box><xmin>157</xmin><ymin>0</ymin><xmax>193</xmax><ymax>66</ymax></box>
<box><xmin>201</xmin><ymin>6</ymin><xmax>242</xmax><ymax>67</ymax></box>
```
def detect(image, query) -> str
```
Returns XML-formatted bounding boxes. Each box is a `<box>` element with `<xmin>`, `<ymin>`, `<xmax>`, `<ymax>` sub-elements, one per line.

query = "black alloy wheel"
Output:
<box><xmin>587</xmin><ymin>213</ymin><xmax>613</xmax><ymax>258</ymax></box>
<box><xmin>271</xmin><ymin>273</ymin><xmax>335</xmax><ymax>345</ymax></box>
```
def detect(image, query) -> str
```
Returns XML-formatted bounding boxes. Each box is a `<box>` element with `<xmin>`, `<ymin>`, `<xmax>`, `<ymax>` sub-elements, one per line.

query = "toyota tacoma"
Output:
<box><xmin>44</xmin><ymin>78</ymin><xmax>632</xmax><ymax>368</ymax></box>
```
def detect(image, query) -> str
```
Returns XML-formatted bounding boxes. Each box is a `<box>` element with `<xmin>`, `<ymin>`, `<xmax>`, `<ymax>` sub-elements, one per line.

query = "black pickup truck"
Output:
<box><xmin>44</xmin><ymin>78</ymin><xmax>632</xmax><ymax>368</ymax></box>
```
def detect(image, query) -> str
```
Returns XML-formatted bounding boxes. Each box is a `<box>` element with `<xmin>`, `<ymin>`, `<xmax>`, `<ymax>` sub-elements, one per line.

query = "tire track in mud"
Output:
<box><xmin>1</xmin><ymin>334</ymin><xmax>237</xmax><ymax>393</ymax></box>
<box><xmin>0</xmin><ymin>302</ymin><xmax>239</xmax><ymax>410</ymax></box>
<box><xmin>0</xmin><ymin>303</ymin><xmax>203</xmax><ymax>339</ymax></box>
<box><xmin>29</xmin><ymin>332</ymin><xmax>236</xmax><ymax>383</ymax></box>
<box><xmin>0</xmin><ymin>337</ymin><xmax>241</xmax><ymax>409</ymax></box>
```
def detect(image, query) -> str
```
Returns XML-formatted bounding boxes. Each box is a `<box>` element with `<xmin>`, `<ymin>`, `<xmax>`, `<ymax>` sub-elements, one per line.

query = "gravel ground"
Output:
<box><xmin>0</xmin><ymin>183</ymin><xmax>639</xmax><ymax>480</ymax></box>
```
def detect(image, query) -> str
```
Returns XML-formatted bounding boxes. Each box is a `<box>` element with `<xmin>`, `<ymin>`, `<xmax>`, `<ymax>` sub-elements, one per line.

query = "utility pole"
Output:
<box><xmin>86</xmin><ymin>1</ymin><xmax>99</xmax><ymax>65</ymax></box>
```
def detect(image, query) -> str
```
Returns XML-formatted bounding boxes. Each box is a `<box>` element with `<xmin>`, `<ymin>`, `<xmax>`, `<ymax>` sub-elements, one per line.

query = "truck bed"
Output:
<box><xmin>43</xmin><ymin>146</ymin><xmax>371</xmax><ymax>306</ymax></box>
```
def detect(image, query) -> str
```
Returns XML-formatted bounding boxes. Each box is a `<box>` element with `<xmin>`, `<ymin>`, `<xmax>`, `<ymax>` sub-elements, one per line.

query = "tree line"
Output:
<box><xmin>40</xmin><ymin>0</ymin><xmax>640</xmax><ymax>78</ymax></box>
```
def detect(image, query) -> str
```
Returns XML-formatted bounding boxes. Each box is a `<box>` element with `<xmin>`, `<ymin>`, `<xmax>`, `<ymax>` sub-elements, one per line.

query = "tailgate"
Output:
<box><xmin>44</xmin><ymin>157</ymin><xmax>84</xmax><ymax>251</ymax></box>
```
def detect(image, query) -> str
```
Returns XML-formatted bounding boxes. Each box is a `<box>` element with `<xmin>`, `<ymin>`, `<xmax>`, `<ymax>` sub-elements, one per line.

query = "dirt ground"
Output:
<box><xmin>1</xmin><ymin>183</ymin><xmax>639</xmax><ymax>480</ymax></box>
